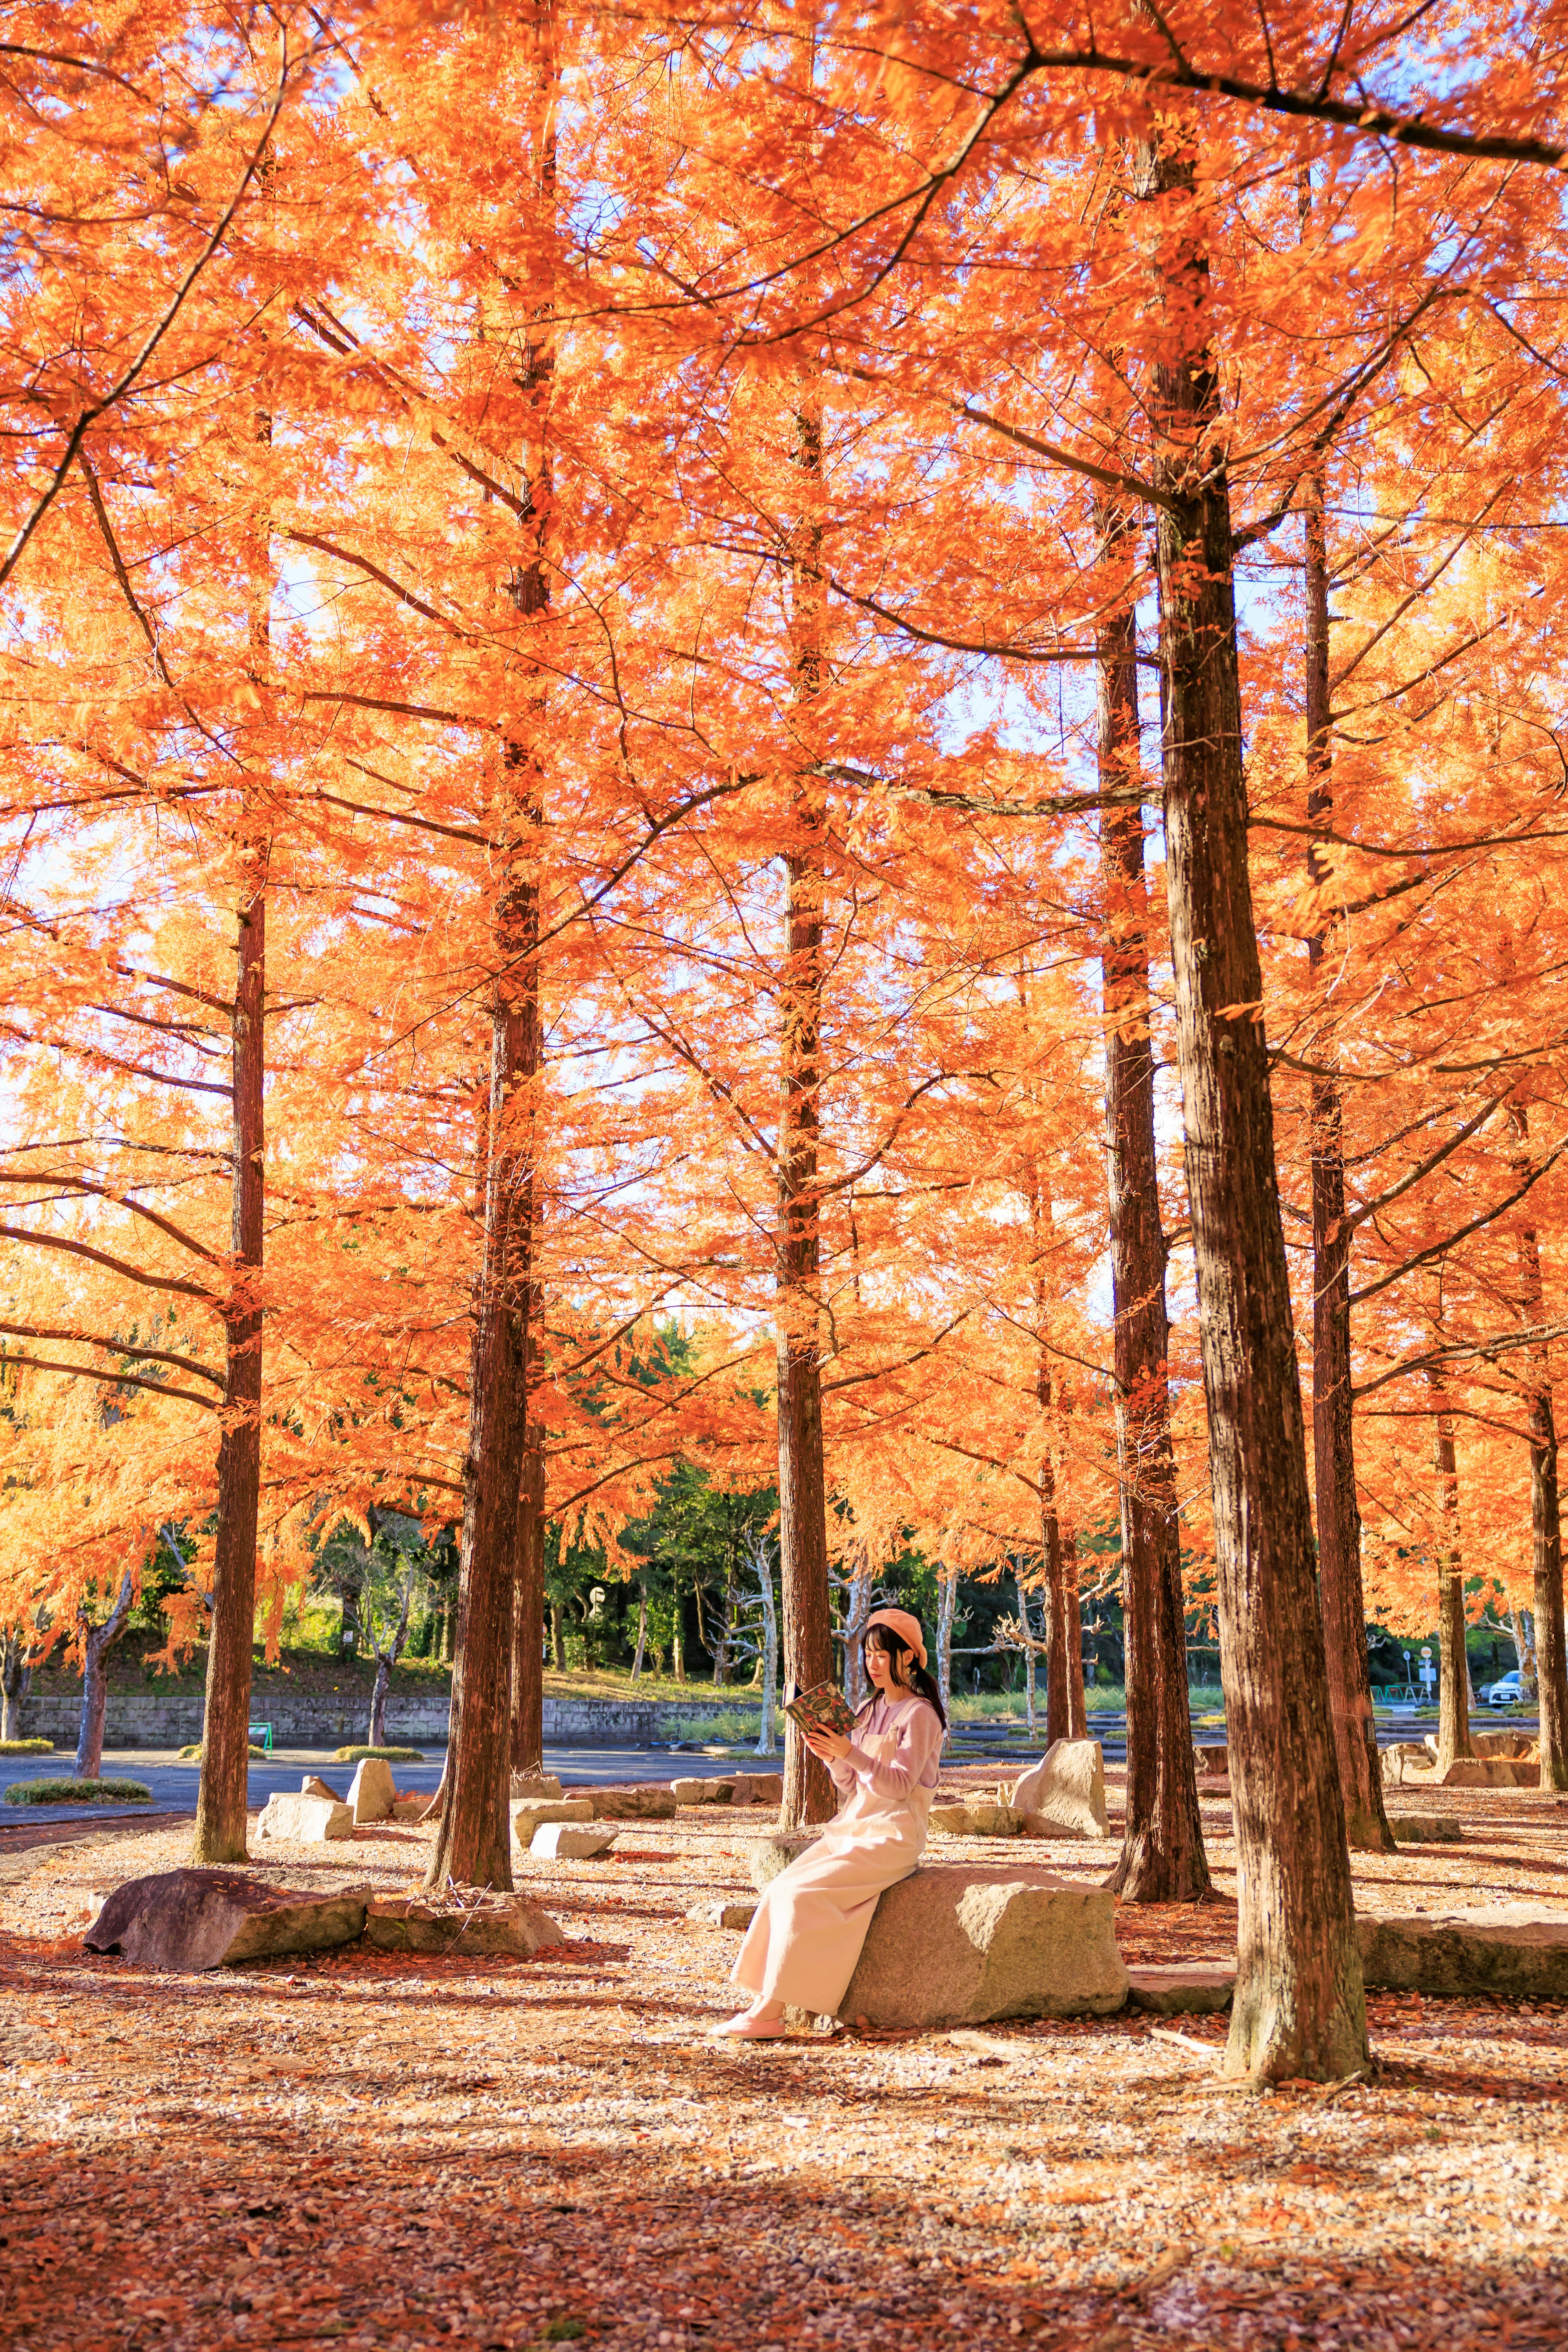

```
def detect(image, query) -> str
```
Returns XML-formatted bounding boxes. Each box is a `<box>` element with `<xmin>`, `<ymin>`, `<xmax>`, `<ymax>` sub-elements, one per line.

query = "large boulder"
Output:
<box><xmin>729</xmin><ymin>1773</ymin><xmax>783</xmax><ymax>1808</ymax></box>
<box><xmin>85</xmin><ymin>1869</ymin><xmax>367</xmax><ymax>1971</ymax></box>
<box><xmin>1010</xmin><ymin>1740</ymin><xmax>1111</xmax><ymax>1840</ymax></box>
<box><xmin>347</xmin><ymin>1757</ymin><xmax>396</xmax><ymax>1824</ymax></box>
<box><xmin>749</xmin><ymin>1833</ymin><xmax>820</xmax><ymax>1891</ymax></box>
<box><xmin>1472</xmin><ymin>1731</ymin><xmax>1534</xmax><ymax>1761</ymax></box>
<box><xmin>1381</xmin><ymin>1743</ymin><xmax>1435</xmax><ymax>1787</ymax></box>
<box><xmin>301</xmin><ymin>1774</ymin><xmax>343</xmax><ymax>1802</ymax></box>
<box><xmin>509</xmin><ymin>1773</ymin><xmax>565</xmax><ymax>1800</ymax></box>
<box><xmin>258</xmin><ymin>1792</ymin><xmax>354</xmax><ymax>1843</ymax></box>
<box><xmin>1192</xmin><ymin>1744</ymin><xmax>1229</xmax><ymax>1778</ymax></box>
<box><xmin>1358</xmin><ymin>1904</ymin><xmax>1568</xmax><ymax>1998</ymax></box>
<box><xmin>363</xmin><ymin>1894</ymin><xmax>564</xmax><ymax>1957</ymax></box>
<box><xmin>1435</xmin><ymin>1757</ymin><xmax>1528</xmax><ymax>1788</ymax></box>
<box><xmin>931</xmin><ymin>1800</ymin><xmax>1025</xmax><ymax>1838</ymax></box>
<box><xmin>831</xmin><ymin>1865</ymin><xmax>1127</xmax><ymax>2028</ymax></box>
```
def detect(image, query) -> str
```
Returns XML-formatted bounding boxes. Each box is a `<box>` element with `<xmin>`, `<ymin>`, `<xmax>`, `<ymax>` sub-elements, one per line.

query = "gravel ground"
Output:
<box><xmin>0</xmin><ymin>1767</ymin><xmax>1564</xmax><ymax>2352</ymax></box>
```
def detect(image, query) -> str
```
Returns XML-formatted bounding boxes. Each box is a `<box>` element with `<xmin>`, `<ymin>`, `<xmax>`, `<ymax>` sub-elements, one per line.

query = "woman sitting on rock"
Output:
<box><xmin>715</xmin><ymin>1608</ymin><xmax>947</xmax><ymax>2038</ymax></box>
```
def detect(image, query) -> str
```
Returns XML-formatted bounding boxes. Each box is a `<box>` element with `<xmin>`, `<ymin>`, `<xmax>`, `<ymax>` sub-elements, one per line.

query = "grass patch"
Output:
<box><xmin>4</xmin><ymin>1775</ymin><xmax>153</xmax><ymax>1805</ymax></box>
<box><xmin>667</xmin><ymin>1708</ymin><xmax>763</xmax><ymax>1744</ymax></box>
<box><xmin>177</xmin><ymin>1743</ymin><xmax>269</xmax><ymax>1762</ymax></box>
<box><xmin>0</xmin><ymin>1738</ymin><xmax>53</xmax><ymax>1754</ymax></box>
<box><xmin>333</xmin><ymin>1743</ymin><xmax>425</xmax><ymax>1763</ymax></box>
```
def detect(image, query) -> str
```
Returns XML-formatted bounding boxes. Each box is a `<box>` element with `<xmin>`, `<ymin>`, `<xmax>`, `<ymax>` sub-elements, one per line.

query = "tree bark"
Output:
<box><xmin>194</xmin><ymin>436</ymin><xmax>270</xmax><ymax>1864</ymax></box>
<box><xmin>369</xmin><ymin>1656</ymin><xmax>392</xmax><ymax>1748</ymax></box>
<box><xmin>776</xmin><ymin>382</ymin><xmax>834</xmax><ymax>1831</ymax></box>
<box><xmin>75</xmin><ymin>1571</ymin><xmax>133</xmax><ymax>1780</ymax></box>
<box><xmin>935</xmin><ymin>1571</ymin><xmax>956</xmax><ymax>1717</ymax></box>
<box><xmin>1508</xmin><ymin>1105</ymin><xmax>1568</xmax><ymax>1789</ymax></box>
<box><xmin>1136</xmin><ymin>125</ymin><xmax>1366</xmax><ymax>2082</ymax></box>
<box><xmin>1</xmin><ymin>1628</ymin><xmax>33</xmax><ymax>1743</ymax></box>
<box><xmin>510</xmin><ymin>1425</ymin><xmax>546</xmax><ymax>1785</ymax></box>
<box><xmin>1097</xmin><ymin>535</ymin><xmax>1209</xmax><ymax>1900</ymax></box>
<box><xmin>1301</xmin><ymin>394</ymin><xmax>1395</xmax><ymax>1855</ymax></box>
<box><xmin>1425</xmin><ymin>1363</ymin><xmax>1473</xmax><ymax>1769</ymax></box>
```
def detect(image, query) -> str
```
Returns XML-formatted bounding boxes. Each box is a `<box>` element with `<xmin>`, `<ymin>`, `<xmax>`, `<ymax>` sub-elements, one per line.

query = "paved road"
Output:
<box><xmin>0</xmin><ymin>1740</ymin><xmax>757</xmax><ymax>1826</ymax></box>
<box><xmin>1</xmin><ymin>1709</ymin><xmax>1536</xmax><ymax>1825</ymax></box>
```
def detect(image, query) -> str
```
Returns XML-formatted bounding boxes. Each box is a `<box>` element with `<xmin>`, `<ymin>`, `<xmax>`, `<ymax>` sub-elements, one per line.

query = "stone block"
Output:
<box><xmin>531</xmin><ymin>1821</ymin><xmax>618</xmax><ymax>1861</ymax></box>
<box><xmin>729</xmin><ymin>1773</ymin><xmax>783</xmax><ymax>1807</ymax></box>
<box><xmin>1472</xmin><ymin>1731</ymin><xmax>1532</xmax><ymax>1760</ymax></box>
<box><xmin>1192</xmin><ymin>1744</ymin><xmax>1229</xmax><ymax>1777</ymax></box>
<box><xmin>1388</xmin><ymin>1813</ymin><xmax>1464</xmax><ymax>1844</ymax></box>
<box><xmin>301</xmin><ymin>1775</ymin><xmax>343</xmax><ymax>1802</ymax></box>
<box><xmin>1436</xmin><ymin>1757</ymin><xmax>1517</xmax><ymax>1788</ymax></box>
<box><xmin>347</xmin><ymin>1757</ymin><xmax>396</xmax><ymax>1824</ymax></box>
<box><xmin>388</xmin><ymin>1793</ymin><xmax>428</xmax><ymax>1822</ymax></box>
<box><xmin>85</xmin><ymin>1868</ymin><xmax>367</xmax><ymax>1971</ymax></box>
<box><xmin>509</xmin><ymin>1773</ymin><xmax>565</xmax><ymax>1800</ymax></box>
<box><xmin>749</xmin><ymin>1833</ymin><xmax>820</xmax><ymax>1891</ymax></box>
<box><xmin>1381</xmin><ymin>1743</ymin><xmax>1435</xmax><ymax>1787</ymax></box>
<box><xmin>929</xmin><ymin>1803</ymin><xmax>977</xmax><ymax>1837</ymax></box>
<box><xmin>1358</xmin><ymin>1904</ymin><xmax>1568</xmax><ymax>1998</ymax></box>
<box><xmin>509</xmin><ymin>1796</ymin><xmax>596</xmax><ymax>1847</ymax></box>
<box><xmin>1010</xmin><ymin>1740</ymin><xmax>1111</xmax><ymax>1839</ymax></box>
<box><xmin>257</xmin><ymin>1792</ymin><xmax>354</xmax><ymax>1844</ymax></box>
<box><xmin>1127</xmin><ymin>1962</ymin><xmax>1235</xmax><ymax>2015</ymax></box>
<box><xmin>835</xmin><ymin>1864</ymin><xmax>1127</xmax><ymax>2028</ymax></box>
<box><xmin>671</xmin><ymin>1777</ymin><xmax>732</xmax><ymax>1806</ymax></box>
<box><xmin>686</xmin><ymin>1898</ymin><xmax>758</xmax><ymax>1930</ymax></box>
<box><xmin>586</xmin><ymin>1784</ymin><xmax>678</xmax><ymax>1820</ymax></box>
<box><xmin>363</xmin><ymin>1894</ymin><xmax>564</xmax><ymax>1957</ymax></box>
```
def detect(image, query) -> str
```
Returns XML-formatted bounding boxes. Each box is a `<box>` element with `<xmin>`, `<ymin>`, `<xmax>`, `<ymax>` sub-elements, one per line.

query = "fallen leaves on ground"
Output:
<box><xmin>0</xmin><ymin>1768</ymin><xmax>1564</xmax><ymax>2351</ymax></box>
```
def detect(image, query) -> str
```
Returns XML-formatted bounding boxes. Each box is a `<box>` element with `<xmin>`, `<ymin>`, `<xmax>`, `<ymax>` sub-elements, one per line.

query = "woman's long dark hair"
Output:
<box><xmin>858</xmin><ymin>1621</ymin><xmax>947</xmax><ymax>1730</ymax></box>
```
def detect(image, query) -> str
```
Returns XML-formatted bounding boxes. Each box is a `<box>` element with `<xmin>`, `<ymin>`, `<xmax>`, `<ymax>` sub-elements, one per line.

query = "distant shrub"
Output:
<box><xmin>4</xmin><ymin>1776</ymin><xmax>153</xmax><ymax>1804</ymax></box>
<box><xmin>0</xmin><ymin>1738</ymin><xmax>53</xmax><ymax>1754</ymax></box>
<box><xmin>333</xmin><ymin>1744</ymin><xmax>424</xmax><ymax>1763</ymax></box>
<box><xmin>178</xmin><ymin>1743</ymin><xmax>268</xmax><ymax>1761</ymax></box>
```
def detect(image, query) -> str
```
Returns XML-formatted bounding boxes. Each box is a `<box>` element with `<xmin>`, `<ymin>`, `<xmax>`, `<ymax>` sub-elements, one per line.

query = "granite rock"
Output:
<box><xmin>347</xmin><ymin>1757</ymin><xmax>396</xmax><ymax>1824</ymax></box>
<box><xmin>531</xmin><ymin>1821</ymin><xmax>618</xmax><ymax>1860</ymax></box>
<box><xmin>748</xmin><ymin>1833</ymin><xmax>820</xmax><ymax>1891</ymax></box>
<box><xmin>1388</xmin><ymin>1813</ymin><xmax>1465</xmax><ymax>1844</ymax></box>
<box><xmin>1358</xmin><ymin>1903</ymin><xmax>1568</xmax><ymax>1998</ymax></box>
<box><xmin>834</xmin><ymin>1864</ymin><xmax>1127</xmax><ymax>2028</ymax></box>
<box><xmin>1010</xmin><ymin>1740</ymin><xmax>1111</xmax><ymax>1839</ymax></box>
<box><xmin>363</xmin><ymin>1894</ymin><xmax>564</xmax><ymax>1956</ymax></box>
<box><xmin>85</xmin><ymin>1868</ymin><xmax>367</xmax><ymax>1971</ymax></box>
<box><xmin>1127</xmin><ymin>1962</ymin><xmax>1235</xmax><ymax>2015</ymax></box>
<box><xmin>258</xmin><ymin>1792</ymin><xmax>354</xmax><ymax>1844</ymax></box>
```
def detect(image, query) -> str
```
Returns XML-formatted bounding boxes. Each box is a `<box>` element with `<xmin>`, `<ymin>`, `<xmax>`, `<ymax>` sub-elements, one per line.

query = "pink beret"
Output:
<box><xmin>864</xmin><ymin>1607</ymin><xmax>928</xmax><ymax>1668</ymax></box>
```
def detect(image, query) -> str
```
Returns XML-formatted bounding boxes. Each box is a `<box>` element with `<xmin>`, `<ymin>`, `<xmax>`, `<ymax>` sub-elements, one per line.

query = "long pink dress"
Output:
<box><xmin>730</xmin><ymin>1691</ymin><xmax>943</xmax><ymax>2016</ymax></box>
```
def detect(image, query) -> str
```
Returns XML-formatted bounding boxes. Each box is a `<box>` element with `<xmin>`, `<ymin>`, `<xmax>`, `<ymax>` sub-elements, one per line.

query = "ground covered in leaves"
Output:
<box><xmin>1</xmin><ymin>1767</ymin><xmax>1565</xmax><ymax>2352</ymax></box>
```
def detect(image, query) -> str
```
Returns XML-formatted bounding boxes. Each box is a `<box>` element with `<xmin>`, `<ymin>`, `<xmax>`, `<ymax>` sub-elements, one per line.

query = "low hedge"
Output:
<box><xmin>333</xmin><ymin>1744</ymin><xmax>424</xmax><ymax>1763</ymax></box>
<box><xmin>0</xmin><ymin>1738</ymin><xmax>53</xmax><ymax>1755</ymax></box>
<box><xmin>4</xmin><ymin>1776</ymin><xmax>154</xmax><ymax>1805</ymax></box>
<box><xmin>177</xmin><ymin>1743</ymin><xmax>269</xmax><ymax>1762</ymax></box>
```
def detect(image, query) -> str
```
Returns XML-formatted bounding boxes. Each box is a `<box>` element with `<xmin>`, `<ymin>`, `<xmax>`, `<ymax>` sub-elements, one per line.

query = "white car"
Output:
<box><xmin>1481</xmin><ymin>1670</ymin><xmax>1527</xmax><ymax>1708</ymax></box>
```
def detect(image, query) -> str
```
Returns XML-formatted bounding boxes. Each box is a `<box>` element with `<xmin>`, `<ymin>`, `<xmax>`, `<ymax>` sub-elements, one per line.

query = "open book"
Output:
<box><xmin>782</xmin><ymin>1679</ymin><xmax>857</xmax><ymax>1740</ymax></box>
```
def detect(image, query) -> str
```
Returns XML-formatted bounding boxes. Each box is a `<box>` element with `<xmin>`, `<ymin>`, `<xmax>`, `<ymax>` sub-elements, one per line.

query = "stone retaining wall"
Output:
<box><xmin>9</xmin><ymin>1691</ymin><xmax>675</xmax><ymax>1749</ymax></box>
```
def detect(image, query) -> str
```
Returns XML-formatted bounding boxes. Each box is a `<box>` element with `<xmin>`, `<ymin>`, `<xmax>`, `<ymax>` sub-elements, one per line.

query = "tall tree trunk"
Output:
<box><xmin>1424</xmin><ymin>1363</ymin><xmax>1473</xmax><ymax>1769</ymax></box>
<box><xmin>935</xmin><ymin>1570</ymin><xmax>957</xmax><ymax>1716</ymax></box>
<box><xmin>195</xmin><ymin>373</ymin><xmax>271</xmax><ymax>1865</ymax></box>
<box><xmin>1301</xmin><ymin>359</ymin><xmax>1395</xmax><ymax>1855</ymax></box>
<box><xmin>1039</xmin><ymin>1388</ymin><xmax>1072</xmax><ymax>1744</ymax></box>
<box><xmin>1098</xmin><ymin>542</ymin><xmax>1209</xmax><ymax>1898</ymax></box>
<box><xmin>510</xmin><ymin>1426</ymin><xmax>546</xmax><ymax>1786</ymax></box>
<box><xmin>75</xmin><ymin>1571</ymin><xmax>134</xmax><ymax>1780</ymax></box>
<box><xmin>1135</xmin><ymin>125</ymin><xmax>1366</xmax><ymax>2082</ymax></box>
<box><xmin>369</xmin><ymin>1656</ymin><xmax>391</xmax><ymax>1748</ymax></box>
<box><xmin>429</xmin><ymin>16</ymin><xmax>557</xmax><ymax>1890</ymax></box>
<box><xmin>630</xmin><ymin>1580</ymin><xmax>648</xmax><ymax>1681</ymax></box>
<box><xmin>1</xmin><ymin>1629</ymin><xmax>33</xmax><ymax>1743</ymax></box>
<box><xmin>777</xmin><ymin>377</ymin><xmax>833</xmax><ymax>1831</ymax></box>
<box><xmin>1508</xmin><ymin>1105</ymin><xmax>1568</xmax><ymax>1788</ymax></box>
